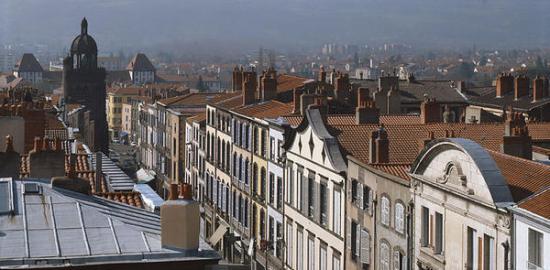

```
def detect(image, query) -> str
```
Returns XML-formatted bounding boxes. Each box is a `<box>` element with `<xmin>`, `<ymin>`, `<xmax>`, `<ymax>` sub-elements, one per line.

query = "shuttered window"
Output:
<box><xmin>357</xmin><ymin>183</ymin><xmax>364</xmax><ymax>209</ymax></box>
<box><xmin>421</xmin><ymin>207</ymin><xmax>429</xmax><ymax>247</ymax></box>
<box><xmin>320</xmin><ymin>181</ymin><xmax>328</xmax><ymax>226</ymax></box>
<box><xmin>381</xmin><ymin>196</ymin><xmax>390</xmax><ymax>226</ymax></box>
<box><xmin>380</xmin><ymin>242</ymin><xmax>390</xmax><ymax>270</ymax></box>
<box><xmin>333</xmin><ymin>188</ymin><xmax>341</xmax><ymax>235</ymax></box>
<box><xmin>395</xmin><ymin>203</ymin><xmax>405</xmax><ymax>234</ymax></box>
<box><xmin>435</xmin><ymin>212</ymin><xmax>443</xmax><ymax>254</ymax></box>
<box><xmin>360</xmin><ymin>229</ymin><xmax>370</xmax><ymax>264</ymax></box>
<box><xmin>320</xmin><ymin>244</ymin><xmax>327</xmax><ymax>270</ymax></box>
<box><xmin>287</xmin><ymin>223</ymin><xmax>293</xmax><ymax>268</ymax></box>
<box><xmin>351</xmin><ymin>221</ymin><xmax>358</xmax><ymax>260</ymax></box>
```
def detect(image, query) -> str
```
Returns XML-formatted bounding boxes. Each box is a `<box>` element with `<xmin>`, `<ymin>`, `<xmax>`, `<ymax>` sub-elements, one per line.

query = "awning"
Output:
<box><xmin>208</xmin><ymin>223</ymin><xmax>229</xmax><ymax>246</ymax></box>
<box><xmin>136</xmin><ymin>168</ymin><xmax>155</xmax><ymax>183</ymax></box>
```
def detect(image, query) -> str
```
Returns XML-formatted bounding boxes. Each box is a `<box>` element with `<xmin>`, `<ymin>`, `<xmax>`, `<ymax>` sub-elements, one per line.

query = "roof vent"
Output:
<box><xmin>23</xmin><ymin>183</ymin><xmax>41</xmax><ymax>195</ymax></box>
<box><xmin>0</xmin><ymin>178</ymin><xmax>14</xmax><ymax>215</ymax></box>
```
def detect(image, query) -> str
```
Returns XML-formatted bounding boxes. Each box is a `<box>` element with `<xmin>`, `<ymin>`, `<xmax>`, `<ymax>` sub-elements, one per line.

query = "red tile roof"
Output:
<box><xmin>276</xmin><ymin>74</ymin><xmax>309</xmax><ymax>93</ymax></box>
<box><xmin>233</xmin><ymin>100</ymin><xmax>293</xmax><ymax>119</ymax></box>
<box><xmin>518</xmin><ymin>188</ymin><xmax>550</xmax><ymax>219</ymax></box>
<box><xmin>488</xmin><ymin>150</ymin><xmax>550</xmax><ymax>202</ymax></box>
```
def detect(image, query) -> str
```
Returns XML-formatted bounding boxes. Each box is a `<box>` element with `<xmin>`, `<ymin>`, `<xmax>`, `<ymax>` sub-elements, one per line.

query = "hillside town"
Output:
<box><xmin>0</xmin><ymin>16</ymin><xmax>549</xmax><ymax>270</ymax></box>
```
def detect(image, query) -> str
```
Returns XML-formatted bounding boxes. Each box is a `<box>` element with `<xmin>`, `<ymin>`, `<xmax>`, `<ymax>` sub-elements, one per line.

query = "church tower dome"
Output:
<box><xmin>70</xmin><ymin>18</ymin><xmax>98</xmax><ymax>55</ymax></box>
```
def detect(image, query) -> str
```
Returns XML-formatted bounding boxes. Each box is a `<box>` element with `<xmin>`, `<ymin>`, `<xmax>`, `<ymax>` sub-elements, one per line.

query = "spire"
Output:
<box><xmin>81</xmin><ymin>17</ymin><xmax>88</xmax><ymax>35</ymax></box>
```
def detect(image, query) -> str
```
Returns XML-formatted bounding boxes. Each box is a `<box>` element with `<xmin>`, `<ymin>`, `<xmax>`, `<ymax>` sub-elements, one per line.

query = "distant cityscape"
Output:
<box><xmin>0</xmin><ymin>13</ymin><xmax>549</xmax><ymax>270</ymax></box>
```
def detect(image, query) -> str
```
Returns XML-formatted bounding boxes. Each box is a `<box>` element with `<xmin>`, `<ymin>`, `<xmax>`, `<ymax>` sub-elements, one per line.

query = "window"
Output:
<box><xmin>361</xmin><ymin>229</ymin><xmax>371</xmax><ymax>265</ymax></box>
<box><xmin>297</xmin><ymin>229</ymin><xmax>303</xmax><ymax>270</ymax></box>
<box><xmin>308</xmin><ymin>173</ymin><xmax>315</xmax><ymax>217</ymax></box>
<box><xmin>287</xmin><ymin>163</ymin><xmax>294</xmax><ymax>205</ymax></box>
<box><xmin>528</xmin><ymin>229</ymin><xmax>543</xmax><ymax>269</ymax></box>
<box><xmin>393</xmin><ymin>250</ymin><xmax>406</xmax><ymax>270</ymax></box>
<box><xmin>320</xmin><ymin>181</ymin><xmax>328</xmax><ymax>226</ymax></box>
<box><xmin>351</xmin><ymin>221</ymin><xmax>359</xmax><ymax>260</ymax></box>
<box><xmin>466</xmin><ymin>227</ymin><xmax>477</xmax><ymax>270</ymax></box>
<box><xmin>435</xmin><ymin>212</ymin><xmax>443</xmax><ymax>254</ymax></box>
<box><xmin>395</xmin><ymin>202</ymin><xmax>405</xmax><ymax>234</ymax></box>
<box><xmin>261</xmin><ymin>167</ymin><xmax>267</xmax><ymax>198</ymax></box>
<box><xmin>269</xmin><ymin>217</ymin><xmax>274</xmax><ymax>251</ymax></box>
<box><xmin>320</xmin><ymin>243</ymin><xmax>327</xmax><ymax>270</ymax></box>
<box><xmin>333</xmin><ymin>253</ymin><xmax>341</xmax><ymax>270</ymax></box>
<box><xmin>333</xmin><ymin>188</ymin><xmax>341</xmax><ymax>234</ymax></box>
<box><xmin>421</xmin><ymin>207</ymin><xmax>429</xmax><ymax>247</ymax></box>
<box><xmin>308</xmin><ymin>236</ymin><xmax>315</xmax><ymax>270</ymax></box>
<box><xmin>351</xmin><ymin>179</ymin><xmax>358</xmax><ymax>202</ymax></box>
<box><xmin>277</xmin><ymin>176</ymin><xmax>283</xmax><ymax>209</ymax></box>
<box><xmin>287</xmin><ymin>223</ymin><xmax>293</xmax><ymax>268</ymax></box>
<box><xmin>483</xmin><ymin>234</ymin><xmax>494</xmax><ymax>270</ymax></box>
<box><xmin>269</xmin><ymin>172</ymin><xmax>275</xmax><ymax>204</ymax></box>
<box><xmin>381</xmin><ymin>196</ymin><xmax>390</xmax><ymax>226</ymax></box>
<box><xmin>363</xmin><ymin>185</ymin><xmax>371</xmax><ymax>210</ymax></box>
<box><xmin>380</xmin><ymin>242</ymin><xmax>390</xmax><ymax>270</ymax></box>
<box><xmin>276</xmin><ymin>222</ymin><xmax>283</xmax><ymax>259</ymax></box>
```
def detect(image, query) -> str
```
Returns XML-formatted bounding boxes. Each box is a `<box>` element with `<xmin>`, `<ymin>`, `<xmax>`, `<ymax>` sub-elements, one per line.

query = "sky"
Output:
<box><xmin>1</xmin><ymin>0</ymin><xmax>550</xmax><ymax>53</ymax></box>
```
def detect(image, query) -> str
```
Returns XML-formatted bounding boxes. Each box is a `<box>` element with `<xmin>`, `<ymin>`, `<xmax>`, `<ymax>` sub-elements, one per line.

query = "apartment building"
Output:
<box><xmin>127</xmin><ymin>53</ymin><xmax>156</xmax><ymax>85</ymax></box>
<box><xmin>284</xmin><ymin>108</ymin><xmax>347</xmax><ymax>270</ymax></box>
<box><xmin>107</xmin><ymin>86</ymin><xmax>144</xmax><ymax>139</ymax></box>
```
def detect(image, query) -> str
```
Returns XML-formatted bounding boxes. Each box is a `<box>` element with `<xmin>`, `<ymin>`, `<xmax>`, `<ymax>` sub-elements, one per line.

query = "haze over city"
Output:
<box><xmin>2</xmin><ymin>0</ymin><xmax>550</xmax><ymax>53</ymax></box>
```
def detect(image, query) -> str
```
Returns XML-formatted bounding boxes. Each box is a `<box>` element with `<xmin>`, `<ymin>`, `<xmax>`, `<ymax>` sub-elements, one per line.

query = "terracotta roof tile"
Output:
<box><xmin>107</xmin><ymin>87</ymin><xmax>144</xmax><ymax>95</ymax></box>
<box><xmin>276</xmin><ymin>74</ymin><xmax>309</xmax><ymax>93</ymax></box>
<box><xmin>233</xmin><ymin>100</ymin><xmax>293</xmax><ymax>119</ymax></box>
<box><xmin>370</xmin><ymin>163</ymin><xmax>411</xmax><ymax>181</ymax></box>
<box><xmin>488</xmin><ymin>150</ymin><xmax>550</xmax><ymax>202</ymax></box>
<box><xmin>518</xmin><ymin>188</ymin><xmax>550</xmax><ymax>219</ymax></box>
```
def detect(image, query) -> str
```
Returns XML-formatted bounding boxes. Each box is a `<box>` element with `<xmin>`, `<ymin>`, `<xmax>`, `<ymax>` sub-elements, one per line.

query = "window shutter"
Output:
<box><xmin>346</xmin><ymin>218</ymin><xmax>351</xmax><ymax>250</ymax></box>
<box><xmin>360</xmin><ymin>229</ymin><xmax>370</xmax><ymax>264</ymax></box>
<box><xmin>393</xmin><ymin>251</ymin><xmax>400</xmax><ymax>270</ymax></box>
<box><xmin>355</xmin><ymin>223</ymin><xmax>360</xmax><ymax>257</ymax></box>
<box><xmin>368</xmin><ymin>189</ymin><xmax>374</xmax><ymax>216</ymax></box>
<box><xmin>478</xmin><ymin>237</ymin><xmax>483</xmax><ymax>270</ymax></box>
<box><xmin>358</xmin><ymin>183</ymin><xmax>363</xmax><ymax>209</ymax></box>
<box><xmin>314</xmin><ymin>182</ymin><xmax>320</xmax><ymax>223</ymax></box>
<box><xmin>302</xmin><ymin>174</ymin><xmax>308</xmax><ymax>215</ymax></box>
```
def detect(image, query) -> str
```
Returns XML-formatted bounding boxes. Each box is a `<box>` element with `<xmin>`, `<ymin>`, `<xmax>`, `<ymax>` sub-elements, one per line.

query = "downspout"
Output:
<box><xmin>373</xmin><ymin>196</ymin><xmax>378</xmax><ymax>270</ymax></box>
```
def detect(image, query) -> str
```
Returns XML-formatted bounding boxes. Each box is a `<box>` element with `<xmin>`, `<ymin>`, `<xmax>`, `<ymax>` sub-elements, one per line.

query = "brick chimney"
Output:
<box><xmin>232</xmin><ymin>66</ymin><xmax>243</xmax><ymax>92</ymax></box>
<box><xmin>501</xmin><ymin>111</ymin><xmax>532</xmax><ymax>159</ymax></box>
<box><xmin>356</xmin><ymin>88</ymin><xmax>379</xmax><ymax>124</ymax></box>
<box><xmin>319</xmin><ymin>66</ymin><xmax>327</xmax><ymax>82</ymax></box>
<box><xmin>261</xmin><ymin>69</ymin><xmax>277</xmax><ymax>101</ymax></box>
<box><xmin>418</xmin><ymin>131</ymin><xmax>435</xmax><ymax>153</ymax></box>
<box><xmin>514</xmin><ymin>75</ymin><xmax>530</xmax><ymax>100</ymax></box>
<box><xmin>334</xmin><ymin>72</ymin><xmax>350</xmax><ymax>103</ymax></box>
<box><xmin>161</xmin><ymin>184</ymin><xmax>200</xmax><ymax>255</ymax></box>
<box><xmin>533</xmin><ymin>76</ymin><xmax>549</xmax><ymax>102</ymax></box>
<box><xmin>242</xmin><ymin>70</ymin><xmax>257</xmax><ymax>105</ymax></box>
<box><xmin>496</xmin><ymin>73</ymin><xmax>514</xmax><ymax>98</ymax></box>
<box><xmin>292</xmin><ymin>88</ymin><xmax>302</xmax><ymax>114</ymax></box>
<box><xmin>420</xmin><ymin>98</ymin><xmax>441</xmax><ymax>124</ymax></box>
<box><xmin>369</xmin><ymin>125</ymin><xmax>389</xmax><ymax>163</ymax></box>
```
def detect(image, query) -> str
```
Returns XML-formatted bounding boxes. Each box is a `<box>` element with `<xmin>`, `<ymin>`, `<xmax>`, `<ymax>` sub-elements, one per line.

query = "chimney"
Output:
<box><xmin>359</xmin><ymin>71</ymin><xmax>364</xmax><ymax>80</ymax></box>
<box><xmin>533</xmin><ymin>76</ymin><xmax>549</xmax><ymax>102</ymax></box>
<box><xmin>161</xmin><ymin>183</ymin><xmax>200</xmax><ymax>255</ymax></box>
<box><xmin>300</xmin><ymin>93</ymin><xmax>316</xmax><ymax>115</ymax></box>
<box><xmin>54</xmin><ymin>137</ymin><xmax>62</xmax><ymax>151</ymax></box>
<box><xmin>68</xmin><ymin>154</ymin><xmax>77</xmax><ymax>178</ymax></box>
<box><xmin>5</xmin><ymin>135</ymin><xmax>14</xmax><ymax>152</ymax></box>
<box><xmin>514</xmin><ymin>75</ymin><xmax>529</xmax><ymax>100</ymax></box>
<box><xmin>496</xmin><ymin>73</ymin><xmax>514</xmax><ymax>98</ymax></box>
<box><xmin>319</xmin><ymin>66</ymin><xmax>327</xmax><ymax>82</ymax></box>
<box><xmin>292</xmin><ymin>88</ymin><xmax>302</xmax><ymax>114</ymax></box>
<box><xmin>232</xmin><ymin>66</ymin><xmax>243</xmax><ymax>92</ymax></box>
<box><xmin>501</xmin><ymin>112</ymin><xmax>532</xmax><ymax>159</ymax></box>
<box><xmin>334</xmin><ymin>72</ymin><xmax>350</xmax><ymax>103</ymax></box>
<box><xmin>356</xmin><ymin>92</ymin><xmax>379</xmax><ymax>124</ymax></box>
<box><xmin>420</xmin><ymin>98</ymin><xmax>441</xmax><ymax>124</ymax></box>
<box><xmin>261</xmin><ymin>69</ymin><xmax>277</xmax><ymax>101</ymax></box>
<box><xmin>32</xmin><ymin>137</ymin><xmax>42</xmax><ymax>153</ymax></box>
<box><xmin>418</xmin><ymin>131</ymin><xmax>434</xmax><ymax>152</ymax></box>
<box><xmin>242</xmin><ymin>70</ymin><xmax>257</xmax><ymax>105</ymax></box>
<box><xmin>369</xmin><ymin>125</ymin><xmax>389</xmax><ymax>163</ymax></box>
<box><xmin>179</xmin><ymin>183</ymin><xmax>193</xmax><ymax>199</ymax></box>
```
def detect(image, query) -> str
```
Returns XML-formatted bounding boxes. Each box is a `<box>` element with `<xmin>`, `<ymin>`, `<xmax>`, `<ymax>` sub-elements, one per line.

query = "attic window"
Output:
<box><xmin>23</xmin><ymin>183</ymin><xmax>41</xmax><ymax>195</ymax></box>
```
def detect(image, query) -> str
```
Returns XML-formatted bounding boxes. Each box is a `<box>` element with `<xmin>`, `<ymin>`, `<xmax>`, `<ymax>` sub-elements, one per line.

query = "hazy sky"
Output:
<box><xmin>1</xmin><ymin>0</ymin><xmax>549</xmax><ymax>53</ymax></box>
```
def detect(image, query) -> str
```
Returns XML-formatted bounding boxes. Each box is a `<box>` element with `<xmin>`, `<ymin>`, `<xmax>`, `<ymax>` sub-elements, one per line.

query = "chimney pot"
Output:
<box><xmin>168</xmin><ymin>183</ymin><xmax>179</xmax><ymax>200</ymax></box>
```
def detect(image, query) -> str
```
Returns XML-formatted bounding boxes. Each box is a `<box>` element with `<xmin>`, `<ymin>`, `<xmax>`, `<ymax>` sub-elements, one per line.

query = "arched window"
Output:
<box><xmin>395</xmin><ymin>202</ymin><xmax>405</xmax><ymax>234</ymax></box>
<box><xmin>244</xmin><ymin>158</ymin><xmax>249</xmax><ymax>185</ymax></box>
<box><xmin>238</xmin><ymin>155</ymin><xmax>243</xmax><ymax>181</ymax></box>
<box><xmin>393</xmin><ymin>248</ymin><xmax>405</xmax><ymax>270</ymax></box>
<box><xmin>253</xmin><ymin>163</ymin><xmax>258</xmax><ymax>195</ymax></box>
<box><xmin>381</xmin><ymin>196</ymin><xmax>391</xmax><ymax>226</ymax></box>
<box><xmin>233</xmin><ymin>152</ymin><xmax>237</xmax><ymax>177</ymax></box>
<box><xmin>380</xmin><ymin>241</ymin><xmax>390</xmax><ymax>270</ymax></box>
<box><xmin>261</xmin><ymin>167</ymin><xmax>267</xmax><ymax>198</ymax></box>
